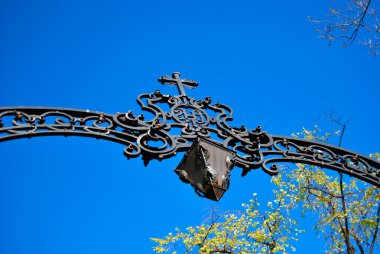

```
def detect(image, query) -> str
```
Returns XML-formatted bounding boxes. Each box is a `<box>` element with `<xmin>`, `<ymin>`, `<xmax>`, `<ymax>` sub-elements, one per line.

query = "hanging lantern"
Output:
<box><xmin>174</xmin><ymin>137</ymin><xmax>236</xmax><ymax>201</ymax></box>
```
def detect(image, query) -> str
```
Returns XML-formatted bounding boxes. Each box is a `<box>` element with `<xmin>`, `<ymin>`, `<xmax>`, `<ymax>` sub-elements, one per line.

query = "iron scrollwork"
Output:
<box><xmin>1</xmin><ymin>72</ymin><xmax>379</xmax><ymax>189</ymax></box>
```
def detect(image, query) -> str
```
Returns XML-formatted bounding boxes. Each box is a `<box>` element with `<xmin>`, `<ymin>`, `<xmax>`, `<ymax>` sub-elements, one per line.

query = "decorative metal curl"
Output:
<box><xmin>1</xmin><ymin>72</ymin><xmax>379</xmax><ymax>188</ymax></box>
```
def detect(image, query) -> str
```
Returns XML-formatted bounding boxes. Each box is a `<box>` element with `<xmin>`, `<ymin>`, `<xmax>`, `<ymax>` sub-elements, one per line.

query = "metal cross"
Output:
<box><xmin>158</xmin><ymin>72</ymin><xmax>199</xmax><ymax>96</ymax></box>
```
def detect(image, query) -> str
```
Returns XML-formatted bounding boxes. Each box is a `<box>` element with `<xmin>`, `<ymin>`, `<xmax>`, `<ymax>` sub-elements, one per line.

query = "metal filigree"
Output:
<box><xmin>1</xmin><ymin>72</ymin><xmax>380</xmax><ymax>190</ymax></box>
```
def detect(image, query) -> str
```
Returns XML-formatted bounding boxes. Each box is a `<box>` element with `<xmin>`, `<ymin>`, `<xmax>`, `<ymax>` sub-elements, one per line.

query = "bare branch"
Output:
<box><xmin>370</xmin><ymin>201</ymin><xmax>380</xmax><ymax>254</ymax></box>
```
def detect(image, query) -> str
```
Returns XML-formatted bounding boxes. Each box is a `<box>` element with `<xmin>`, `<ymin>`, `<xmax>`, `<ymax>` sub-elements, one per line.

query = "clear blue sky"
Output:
<box><xmin>0</xmin><ymin>1</ymin><xmax>379</xmax><ymax>253</ymax></box>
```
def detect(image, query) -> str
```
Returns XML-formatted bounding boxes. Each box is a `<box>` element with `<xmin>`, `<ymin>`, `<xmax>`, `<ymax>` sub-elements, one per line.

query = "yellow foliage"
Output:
<box><xmin>152</xmin><ymin>127</ymin><xmax>380</xmax><ymax>253</ymax></box>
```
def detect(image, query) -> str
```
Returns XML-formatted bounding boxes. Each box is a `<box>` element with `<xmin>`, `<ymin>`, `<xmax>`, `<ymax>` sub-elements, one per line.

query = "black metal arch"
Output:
<box><xmin>1</xmin><ymin>72</ymin><xmax>379</xmax><ymax>189</ymax></box>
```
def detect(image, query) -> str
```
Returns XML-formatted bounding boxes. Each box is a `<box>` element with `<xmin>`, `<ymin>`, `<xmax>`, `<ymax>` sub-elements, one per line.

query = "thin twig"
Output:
<box><xmin>369</xmin><ymin>201</ymin><xmax>380</xmax><ymax>254</ymax></box>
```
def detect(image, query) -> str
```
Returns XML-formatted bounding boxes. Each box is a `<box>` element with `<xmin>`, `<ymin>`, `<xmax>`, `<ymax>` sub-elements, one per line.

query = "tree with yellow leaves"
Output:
<box><xmin>152</xmin><ymin>189</ymin><xmax>303</xmax><ymax>253</ymax></box>
<box><xmin>279</xmin><ymin>126</ymin><xmax>380</xmax><ymax>253</ymax></box>
<box><xmin>151</xmin><ymin>127</ymin><xmax>380</xmax><ymax>253</ymax></box>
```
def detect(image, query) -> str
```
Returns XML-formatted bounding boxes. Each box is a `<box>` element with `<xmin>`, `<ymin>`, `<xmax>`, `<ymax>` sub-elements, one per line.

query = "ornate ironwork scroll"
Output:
<box><xmin>1</xmin><ymin>72</ymin><xmax>379</xmax><ymax>188</ymax></box>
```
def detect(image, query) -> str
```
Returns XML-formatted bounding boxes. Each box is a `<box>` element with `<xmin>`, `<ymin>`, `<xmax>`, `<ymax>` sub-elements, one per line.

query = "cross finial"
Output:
<box><xmin>158</xmin><ymin>72</ymin><xmax>199</xmax><ymax>96</ymax></box>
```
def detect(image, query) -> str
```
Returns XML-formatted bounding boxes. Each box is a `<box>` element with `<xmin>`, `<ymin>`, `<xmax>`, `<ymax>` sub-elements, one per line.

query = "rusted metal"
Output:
<box><xmin>158</xmin><ymin>72</ymin><xmax>198</xmax><ymax>96</ymax></box>
<box><xmin>1</xmin><ymin>72</ymin><xmax>379</xmax><ymax>201</ymax></box>
<box><xmin>175</xmin><ymin>137</ymin><xmax>235</xmax><ymax>201</ymax></box>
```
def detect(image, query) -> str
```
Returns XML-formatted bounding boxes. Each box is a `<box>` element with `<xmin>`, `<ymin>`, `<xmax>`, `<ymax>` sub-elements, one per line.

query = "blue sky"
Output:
<box><xmin>0</xmin><ymin>1</ymin><xmax>379</xmax><ymax>253</ymax></box>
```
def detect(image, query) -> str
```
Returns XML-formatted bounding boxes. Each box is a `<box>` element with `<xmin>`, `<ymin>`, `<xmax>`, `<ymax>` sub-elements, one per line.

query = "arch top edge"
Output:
<box><xmin>0</xmin><ymin>106</ymin><xmax>113</xmax><ymax>117</ymax></box>
<box><xmin>269</xmin><ymin>134</ymin><xmax>380</xmax><ymax>166</ymax></box>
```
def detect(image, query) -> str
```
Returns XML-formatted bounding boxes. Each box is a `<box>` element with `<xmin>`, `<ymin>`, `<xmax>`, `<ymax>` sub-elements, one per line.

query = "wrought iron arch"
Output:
<box><xmin>1</xmin><ymin>72</ymin><xmax>379</xmax><ymax>198</ymax></box>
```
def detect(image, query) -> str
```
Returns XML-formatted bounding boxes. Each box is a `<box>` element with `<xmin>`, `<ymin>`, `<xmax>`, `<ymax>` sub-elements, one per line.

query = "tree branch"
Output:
<box><xmin>197</xmin><ymin>215</ymin><xmax>221</xmax><ymax>252</ymax></box>
<box><xmin>343</xmin><ymin>0</ymin><xmax>373</xmax><ymax>44</ymax></box>
<box><xmin>369</xmin><ymin>201</ymin><xmax>380</xmax><ymax>254</ymax></box>
<box><xmin>210</xmin><ymin>246</ymin><xmax>236</xmax><ymax>254</ymax></box>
